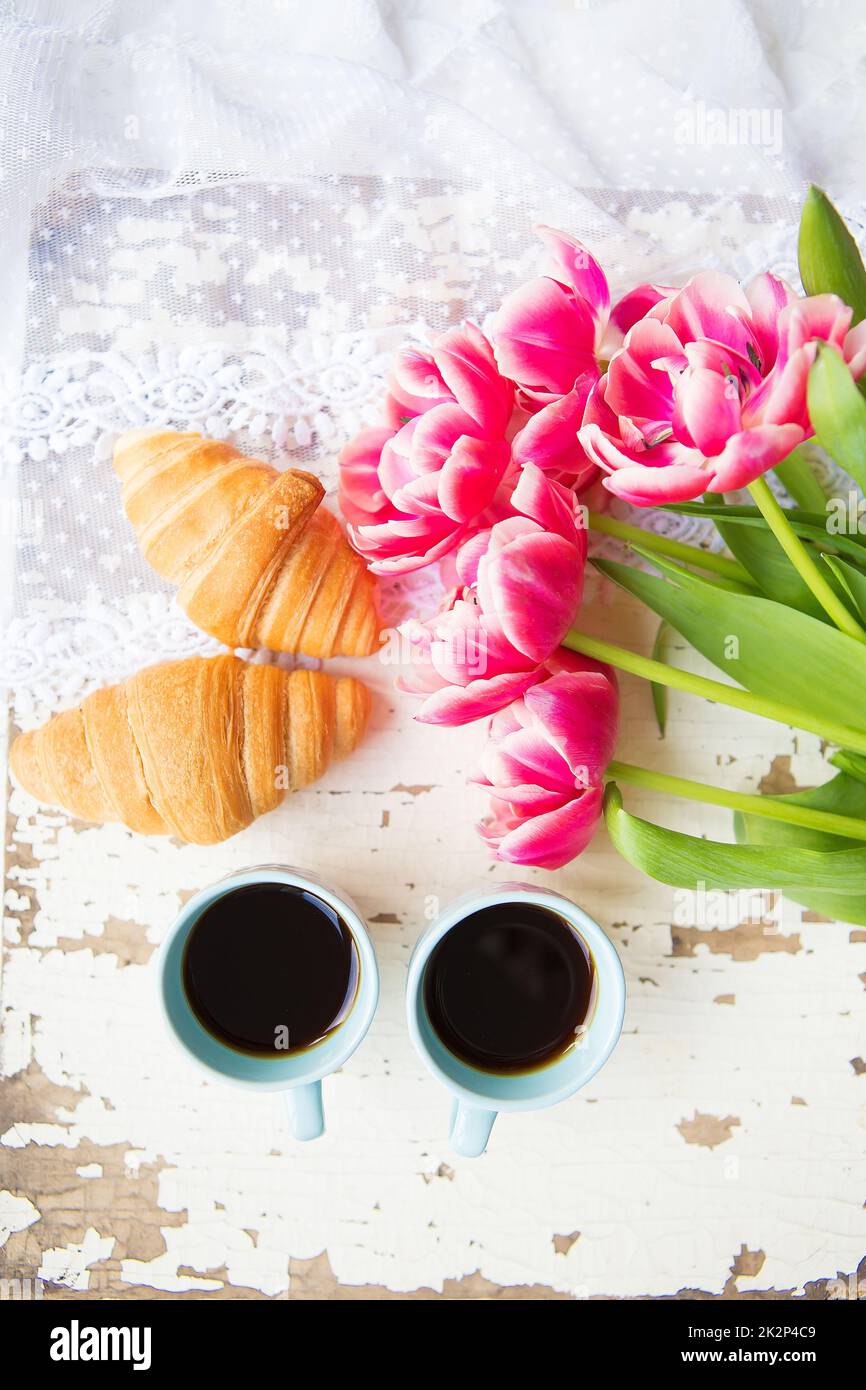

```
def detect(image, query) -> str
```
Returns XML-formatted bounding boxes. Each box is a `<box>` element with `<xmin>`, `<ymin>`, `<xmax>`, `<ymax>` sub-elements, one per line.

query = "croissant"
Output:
<box><xmin>10</xmin><ymin>655</ymin><xmax>371</xmax><ymax>845</ymax></box>
<box><xmin>112</xmin><ymin>429</ymin><xmax>381</xmax><ymax>658</ymax></box>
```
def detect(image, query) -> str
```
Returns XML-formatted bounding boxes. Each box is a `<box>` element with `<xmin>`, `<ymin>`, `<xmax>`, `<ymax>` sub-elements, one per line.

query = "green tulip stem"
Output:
<box><xmin>585</xmin><ymin>511</ymin><xmax>751</xmax><ymax>585</ymax></box>
<box><xmin>563</xmin><ymin>627</ymin><xmax>866</xmax><ymax>755</ymax></box>
<box><xmin>747</xmin><ymin>475</ymin><xmax>866</xmax><ymax>642</ymax></box>
<box><xmin>606</xmin><ymin>760</ymin><xmax>866</xmax><ymax>842</ymax></box>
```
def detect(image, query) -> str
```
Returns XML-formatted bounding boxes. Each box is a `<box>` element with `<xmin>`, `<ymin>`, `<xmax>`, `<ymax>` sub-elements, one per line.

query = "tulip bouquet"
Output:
<box><xmin>340</xmin><ymin>188</ymin><xmax>866</xmax><ymax>924</ymax></box>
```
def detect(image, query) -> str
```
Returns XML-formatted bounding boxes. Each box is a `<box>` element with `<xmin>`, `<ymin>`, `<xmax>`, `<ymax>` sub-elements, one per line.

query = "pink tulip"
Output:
<box><xmin>472</xmin><ymin>651</ymin><xmax>619</xmax><ymax>870</ymax></box>
<box><xmin>396</xmin><ymin>465</ymin><xmax>587</xmax><ymax>725</ymax></box>
<box><xmin>510</xmin><ymin>373</ymin><xmax>598</xmax><ymax>490</ymax></box>
<box><xmin>339</xmin><ymin>231</ymin><xmax>669</xmax><ymax>560</ymax></box>
<box><xmin>491</xmin><ymin>224</ymin><xmax>671</xmax><ymax>403</ymax></box>
<box><xmin>577</xmin><ymin>270</ymin><xmax>866</xmax><ymax>505</ymax></box>
<box><xmin>338</xmin><ymin>322</ymin><xmax>514</xmax><ymax>575</ymax></box>
<box><xmin>490</xmin><ymin>228</ymin><xmax>607</xmax><ymax>401</ymax></box>
<box><xmin>487</xmin><ymin>226</ymin><xmax>672</xmax><ymax>489</ymax></box>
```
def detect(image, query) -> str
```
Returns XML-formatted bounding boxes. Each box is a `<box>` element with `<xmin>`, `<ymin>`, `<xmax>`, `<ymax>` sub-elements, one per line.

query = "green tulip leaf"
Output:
<box><xmin>821</xmin><ymin>553</ymin><xmax>866</xmax><ymax>623</ymax></box>
<box><xmin>808</xmin><ymin>344</ymin><xmax>866</xmax><ymax>494</ymax></box>
<box><xmin>712</xmin><ymin>517</ymin><xmax>827</xmax><ymax>618</ymax></box>
<box><xmin>593</xmin><ymin>553</ymin><xmax>866</xmax><ymax>734</ymax></box>
<box><xmin>829</xmin><ymin>749</ymin><xmax>866</xmax><ymax>784</ymax></box>
<box><xmin>774</xmin><ymin>448</ymin><xmax>828</xmax><ymax>512</ymax></box>
<box><xmin>604</xmin><ymin>781</ymin><xmax>866</xmax><ymax>896</ymax></box>
<box><xmin>664</xmin><ymin>500</ymin><xmax>866</xmax><ymax>569</ymax></box>
<box><xmin>626</xmin><ymin>541</ymin><xmax>754</xmax><ymax>594</ymax></box>
<box><xmin>650</xmin><ymin>620</ymin><xmax>670</xmax><ymax>736</ymax></box>
<box><xmin>733</xmin><ymin>770</ymin><xmax>866</xmax><ymax>924</ymax></box>
<box><xmin>798</xmin><ymin>185</ymin><xmax>866</xmax><ymax>325</ymax></box>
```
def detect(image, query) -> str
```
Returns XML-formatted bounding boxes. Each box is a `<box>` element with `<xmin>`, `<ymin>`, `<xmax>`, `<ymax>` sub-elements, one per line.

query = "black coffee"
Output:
<box><xmin>182</xmin><ymin>883</ymin><xmax>359</xmax><ymax>1057</ymax></box>
<box><xmin>423</xmin><ymin>902</ymin><xmax>595</xmax><ymax>1074</ymax></box>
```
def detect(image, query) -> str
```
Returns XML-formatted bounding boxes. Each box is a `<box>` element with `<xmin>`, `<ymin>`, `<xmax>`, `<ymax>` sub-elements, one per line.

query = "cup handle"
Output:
<box><xmin>449</xmin><ymin>1099</ymin><xmax>496</xmax><ymax>1157</ymax></box>
<box><xmin>284</xmin><ymin>1081</ymin><xmax>324</xmax><ymax>1141</ymax></box>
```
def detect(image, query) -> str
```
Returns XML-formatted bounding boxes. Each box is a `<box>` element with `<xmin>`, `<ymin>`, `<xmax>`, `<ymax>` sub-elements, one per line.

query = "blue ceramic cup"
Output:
<box><xmin>157</xmin><ymin>865</ymin><xmax>379</xmax><ymax>1141</ymax></box>
<box><xmin>406</xmin><ymin>884</ymin><xmax>625</xmax><ymax>1157</ymax></box>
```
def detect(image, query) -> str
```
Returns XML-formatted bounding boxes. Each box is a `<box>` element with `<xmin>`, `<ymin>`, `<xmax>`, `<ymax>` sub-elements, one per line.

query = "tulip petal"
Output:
<box><xmin>707</xmin><ymin>424</ymin><xmax>805</xmax><ymax>492</ymax></box>
<box><xmin>478</xmin><ymin>779</ymin><xmax>570</xmax><ymax>814</ymax></box>
<box><xmin>523</xmin><ymin>671</ymin><xmax>619</xmax><ymax>778</ymax></box>
<box><xmin>492</xmin><ymin>276</ymin><xmax>597</xmax><ymax>395</ymax></box>
<box><xmin>511</xmin><ymin>374</ymin><xmax>597</xmax><ymax>483</ymax></box>
<box><xmin>338</xmin><ymin>425</ymin><xmax>393</xmax><ymax>522</ymax></box>
<box><xmin>410</xmin><ymin>402</ymin><xmax>480</xmax><ymax>473</ymax></box>
<box><xmin>356</xmin><ymin>518</ymin><xmax>469</xmax><ymax>575</ymax></box>
<box><xmin>391</xmin><ymin>470</ymin><xmax>446</xmax><ymax>517</ymax></box>
<box><xmin>429</xmin><ymin>620</ymin><xmax>511</xmax><ymax>686</ymax></box>
<box><xmin>453</xmin><ymin>529</ymin><xmax>490</xmax><ymax>588</ymax></box>
<box><xmin>576</xmin><ymin>420</ymin><xmax>638</xmax><ymax>472</ymax></box>
<box><xmin>433</xmin><ymin>321</ymin><xmax>513</xmax><ymax>435</ymax></box>
<box><xmin>605</xmin><ymin>318</ymin><xmax>680</xmax><ymax>421</ymax></box>
<box><xmin>393</xmin><ymin>346</ymin><xmax>449</xmax><ymax>400</ymax></box>
<box><xmin>781</xmin><ymin>293</ymin><xmax>852</xmax><ymax>357</ymax></box>
<box><xmin>384</xmin><ymin>373</ymin><xmax>445</xmax><ymax>425</ymax></box>
<box><xmin>844</xmin><ymin>319</ymin><xmax>866</xmax><ymax>379</ymax></box>
<box><xmin>676</xmin><ymin>367</ymin><xmax>742</xmax><ymax>455</ymax></box>
<box><xmin>581</xmin><ymin>371</ymin><xmax>621</xmax><ymax>431</ymax></box>
<box><xmin>377</xmin><ymin>433</ymin><xmax>417</xmax><ymax>500</ymax></box>
<box><xmin>743</xmin><ymin>344</ymin><xmax>813</xmax><ymax>430</ymax></box>
<box><xmin>535</xmin><ymin>225</ymin><xmax>610</xmax><ymax>329</ymax></box>
<box><xmin>487</xmin><ymin>701</ymin><xmax>524</xmax><ymax>741</ymax></box>
<box><xmin>480</xmin><ymin>727</ymin><xmax>574</xmax><ymax>794</ymax></box>
<box><xmin>664</xmin><ymin>271</ymin><xmax>752</xmax><ymax>353</ymax></box>
<box><xmin>677</xmin><ymin>339</ymin><xmax>759</xmax><ymax>396</ymax></box>
<box><xmin>601</xmin><ymin>462</ymin><xmax>711</xmax><ymax>505</ymax></box>
<box><xmin>610</xmin><ymin>282</ymin><xmax>675</xmax><ymax>336</ymax></box>
<box><xmin>544</xmin><ymin>647</ymin><xmax>617</xmax><ymax>684</ymax></box>
<box><xmin>483</xmin><ymin>789</ymin><xmax>604</xmax><ymax>869</ymax></box>
<box><xmin>744</xmin><ymin>272</ymin><xmax>795</xmax><ymax>372</ymax></box>
<box><xmin>437</xmin><ymin>435</ymin><xmax>511</xmax><ymax>523</ymax></box>
<box><xmin>414</xmin><ymin>669</ymin><xmax>542</xmax><ymax>725</ymax></box>
<box><xmin>509</xmin><ymin>461</ymin><xmax>586</xmax><ymax>543</ymax></box>
<box><xmin>480</xmin><ymin>530</ymin><xmax>584</xmax><ymax>663</ymax></box>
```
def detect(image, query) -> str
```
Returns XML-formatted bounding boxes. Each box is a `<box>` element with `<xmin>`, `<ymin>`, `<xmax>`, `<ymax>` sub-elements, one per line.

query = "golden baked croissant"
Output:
<box><xmin>10</xmin><ymin>655</ymin><xmax>371</xmax><ymax>845</ymax></box>
<box><xmin>113</xmin><ymin>429</ymin><xmax>381</xmax><ymax>658</ymax></box>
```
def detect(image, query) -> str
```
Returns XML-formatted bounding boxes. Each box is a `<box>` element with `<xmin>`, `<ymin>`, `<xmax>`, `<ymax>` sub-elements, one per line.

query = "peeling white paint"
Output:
<box><xmin>2</xmin><ymin>605</ymin><xmax>866</xmax><ymax>1297</ymax></box>
<box><xmin>39</xmin><ymin>1229</ymin><xmax>115</xmax><ymax>1292</ymax></box>
<box><xmin>0</xmin><ymin>1191</ymin><xmax>40</xmax><ymax>1246</ymax></box>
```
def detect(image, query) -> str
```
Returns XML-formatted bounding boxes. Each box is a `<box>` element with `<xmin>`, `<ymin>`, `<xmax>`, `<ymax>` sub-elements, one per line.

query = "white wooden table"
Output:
<box><xmin>3</xmin><ymin>579</ymin><xmax>864</xmax><ymax>1300</ymax></box>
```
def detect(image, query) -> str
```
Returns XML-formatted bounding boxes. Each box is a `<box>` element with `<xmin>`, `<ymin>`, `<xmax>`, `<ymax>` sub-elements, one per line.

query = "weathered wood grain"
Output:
<box><xmin>2</xmin><ymin>588</ymin><xmax>865</xmax><ymax>1300</ymax></box>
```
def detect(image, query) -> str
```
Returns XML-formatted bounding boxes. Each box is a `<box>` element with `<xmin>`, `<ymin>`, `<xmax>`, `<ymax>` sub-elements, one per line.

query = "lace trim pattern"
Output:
<box><xmin>3</xmin><ymin>178</ymin><xmax>860</xmax><ymax>710</ymax></box>
<box><xmin>0</xmin><ymin>335</ymin><xmax>397</xmax><ymax>477</ymax></box>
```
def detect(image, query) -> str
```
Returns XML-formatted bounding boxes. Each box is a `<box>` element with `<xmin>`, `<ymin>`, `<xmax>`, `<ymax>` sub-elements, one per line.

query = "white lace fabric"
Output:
<box><xmin>2</xmin><ymin>0</ymin><xmax>865</xmax><ymax>725</ymax></box>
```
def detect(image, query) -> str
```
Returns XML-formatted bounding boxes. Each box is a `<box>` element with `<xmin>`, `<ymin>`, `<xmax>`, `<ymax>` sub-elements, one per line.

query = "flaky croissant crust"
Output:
<box><xmin>10</xmin><ymin>655</ymin><xmax>371</xmax><ymax>845</ymax></box>
<box><xmin>113</xmin><ymin>429</ymin><xmax>381</xmax><ymax>658</ymax></box>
